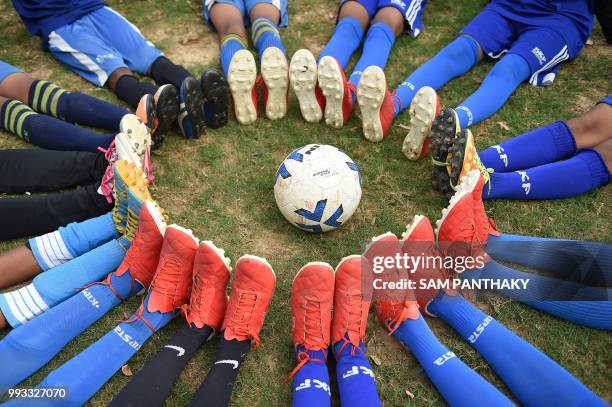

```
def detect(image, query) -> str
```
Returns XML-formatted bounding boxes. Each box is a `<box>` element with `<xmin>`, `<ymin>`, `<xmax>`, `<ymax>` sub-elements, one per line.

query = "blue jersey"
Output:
<box><xmin>486</xmin><ymin>0</ymin><xmax>594</xmax><ymax>55</ymax></box>
<box><xmin>12</xmin><ymin>0</ymin><xmax>105</xmax><ymax>42</ymax></box>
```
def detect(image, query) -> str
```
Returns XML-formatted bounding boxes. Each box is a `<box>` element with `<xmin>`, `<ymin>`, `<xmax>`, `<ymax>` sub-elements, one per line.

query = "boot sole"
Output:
<box><xmin>180</xmin><ymin>77</ymin><xmax>206</xmax><ymax>139</ymax></box>
<box><xmin>228</xmin><ymin>50</ymin><xmax>257</xmax><ymax>125</ymax></box>
<box><xmin>261</xmin><ymin>47</ymin><xmax>288</xmax><ymax>120</ymax></box>
<box><xmin>430</xmin><ymin>108</ymin><xmax>460</xmax><ymax>196</ymax></box>
<box><xmin>289</xmin><ymin>49</ymin><xmax>321</xmax><ymax>123</ymax></box>
<box><xmin>402</xmin><ymin>87</ymin><xmax>437</xmax><ymax>160</ymax></box>
<box><xmin>318</xmin><ymin>56</ymin><xmax>345</xmax><ymax>129</ymax></box>
<box><xmin>201</xmin><ymin>72</ymin><xmax>230</xmax><ymax>129</ymax></box>
<box><xmin>357</xmin><ymin>66</ymin><xmax>386</xmax><ymax>143</ymax></box>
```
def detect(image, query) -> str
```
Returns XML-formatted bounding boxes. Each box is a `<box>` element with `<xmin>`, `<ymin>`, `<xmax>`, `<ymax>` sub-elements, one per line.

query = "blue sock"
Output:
<box><xmin>524</xmin><ymin>301</ymin><xmax>612</xmax><ymax>330</ymax></box>
<box><xmin>251</xmin><ymin>17</ymin><xmax>285</xmax><ymax>59</ymax></box>
<box><xmin>25</xmin><ymin>295</ymin><xmax>173</xmax><ymax>406</ymax></box>
<box><xmin>486</xmin><ymin>149</ymin><xmax>610</xmax><ymax>200</ymax></box>
<box><xmin>428</xmin><ymin>293</ymin><xmax>606</xmax><ymax>406</ymax></box>
<box><xmin>479</xmin><ymin>121</ymin><xmax>576</xmax><ymax>172</ymax></box>
<box><xmin>392</xmin><ymin>314</ymin><xmax>512</xmax><ymax>406</ymax></box>
<box><xmin>0</xmin><ymin>239</ymin><xmax>127</xmax><ymax>328</ymax></box>
<box><xmin>348</xmin><ymin>22</ymin><xmax>396</xmax><ymax>89</ymax></box>
<box><xmin>0</xmin><ymin>272</ymin><xmax>138</xmax><ymax>393</ymax></box>
<box><xmin>220</xmin><ymin>34</ymin><xmax>248</xmax><ymax>77</ymax></box>
<box><xmin>0</xmin><ymin>100</ymin><xmax>114</xmax><ymax>152</ymax></box>
<box><xmin>455</xmin><ymin>53</ymin><xmax>530</xmax><ymax>128</ymax></box>
<box><xmin>486</xmin><ymin>233</ymin><xmax>611</xmax><ymax>287</ymax></box>
<box><xmin>292</xmin><ymin>348</ymin><xmax>331</xmax><ymax>407</ymax></box>
<box><xmin>29</xmin><ymin>212</ymin><xmax>118</xmax><ymax>271</ymax></box>
<box><xmin>28</xmin><ymin>80</ymin><xmax>128</xmax><ymax>132</ymax></box>
<box><xmin>461</xmin><ymin>260</ymin><xmax>612</xmax><ymax>301</ymax></box>
<box><xmin>393</xmin><ymin>36</ymin><xmax>480</xmax><ymax>116</ymax></box>
<box><xmin>319</xmin><ymin>17</ymin><xmax>364</xmax><ymax>69</ymax></box>
<box><xmin>334</xmin><ymin>341</ymin><xmax>381</xmax><ymax>407</ymax></box>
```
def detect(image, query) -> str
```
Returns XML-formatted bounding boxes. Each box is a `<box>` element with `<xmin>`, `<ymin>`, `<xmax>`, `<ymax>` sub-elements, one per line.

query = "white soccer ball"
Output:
<box><xmin>274</xmin><ymin>144</ymin><xmax>362</xmax><ymax>233</ymax></box>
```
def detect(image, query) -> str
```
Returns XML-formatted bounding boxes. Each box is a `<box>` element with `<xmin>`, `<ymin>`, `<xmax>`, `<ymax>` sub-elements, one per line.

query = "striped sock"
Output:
<box><xmin>28</xmin><ymin>80</ymin><xmax>67</xmax><ymax>118</ymax></box>
<box><xmin>251</xmin><ymin>17</ymin><xmax>285</xmax><ymax>59</ymax></box>
<box><xmin>1</xmin><ymin>100</ymin><xmax>37</xmax><ymax>141</ymax></box>
<box><xmin>28</xmin><ymin>80</ymin><xmax>128</xmax><ymax>131</ymax></box>
<box><xmin>220</xmin><ymin>34</ymin><xmax>247</xmax><ymax>77</ymax></box>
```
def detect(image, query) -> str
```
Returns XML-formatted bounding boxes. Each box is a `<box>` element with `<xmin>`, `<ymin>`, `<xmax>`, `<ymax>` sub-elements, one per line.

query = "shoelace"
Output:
<box><xmin>286</xmin><ymin>349</ymin><xmax>327</xmax><ymax>382</ymax></box>
<box><xmin>150</xmin><ymin>256</ymin><xmax>183</xmax><ymax>303</ymax></box>
<box><xmin>112</xmin><ymin>187</ymin><xmax>130</xmax><ymax>234</ymax></box>
<box><xmin>118</xmin><ymin>206</ymin><xmax>140</xmax><ymax>252</ymax></box>
<box><xmin>122</xmin><ymin>300</ymin><xmax>155</xmax><ymax>332</ymax></box>
<box><xmin>97</xmin><ymin>140</ymin><xmax>118</xmax><ymax>203</ymax></box>
<box><xmin>184</xmin><ymin>271</ymin><xmax>207</xmax><ymax>318</ymax></box>
<box><xmin>79</xmin><ymin>272</ymin><xmax>136</xmax><ymax>302</ymax></box>
<box><xmin>385</xmin><ymin>301</ymin><xmax>417</xmax><ymax>335</ymax></box>
<box><xmin>302</xmin><ymin>297</ymin><xmax>326</xmax><ymax>349</ymax></box>
<box><xmin>229</xmin><ymin>292</ymin><xmax>259</xmax><ymax>347</ymax></box>
<box><xmin>336</xmin><ymin>293</ymin><xmax>363</xmax><ymax>356</ymax></box>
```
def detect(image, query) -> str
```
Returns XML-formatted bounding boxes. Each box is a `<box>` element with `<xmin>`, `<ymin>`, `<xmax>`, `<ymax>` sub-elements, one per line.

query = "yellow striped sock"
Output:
<box><xmin>221</xmin><ymin>33</ymin><xmax>248</xmax><ymax>48</ymax></box>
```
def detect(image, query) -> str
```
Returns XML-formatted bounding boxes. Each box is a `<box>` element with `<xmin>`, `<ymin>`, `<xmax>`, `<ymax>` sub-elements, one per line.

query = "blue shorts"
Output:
<box><xmin>340</xmin><ymin>0</ymin><xmax>427</xmax><ymax>37</ymax></box>
<box><xmin>0</xmin><ymin>60</ymin><xmax>23</xmax><ymax>84</ymax></box>
<box><xmin>461</xmin><ymin>9</ymin><xmax>571</xmax><ymax>87</ymax></box>
<box><xmin>202</xmin><ymin>0</ymin><xmax>289</xmax><ymax>29</ymax></box>
<box><xmin>599</xmin><ymin>96</ymin><xmax>612</xmax><ymax>107</ymax></box>
<box><xmin>47</xmin><ymin>6</ymin><xmax>163</xmax><ymax>86</ymax></box>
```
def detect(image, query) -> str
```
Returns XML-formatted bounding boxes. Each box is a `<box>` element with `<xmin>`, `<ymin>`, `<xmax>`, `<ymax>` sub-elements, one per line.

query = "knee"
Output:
<box><xmin>372</xmin><ymin>7</ymin><xmax>405</xmax><ymax>37</ymax></box>
<box><xmin>486</xmin><ymin>54</ymin><xmax>530</xmax><ymax>85</ymax></box>
<box><xmin>249</xmin><ymin>3</ymin><xmax>280</xmax><ymax>23</ymax></box>
<box><xmin>568</xmin><ymin>103</ymin><xmax>612</xmax><ymax>140</ymax></box>
<box><xmin>439</xmin><ymin>36</ymin><xmax>480</xmax><ymax>69</ymax></box>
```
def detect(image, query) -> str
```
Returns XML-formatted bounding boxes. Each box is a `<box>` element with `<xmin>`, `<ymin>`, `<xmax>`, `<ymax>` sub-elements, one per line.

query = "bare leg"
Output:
<box><xmin>210</xmin><ymin>3</ymin><xmax>249</xmax><ymax>41</ymax></box>
<box><xmin>0</xmin><ymin>311</ymin><xmax>6</xmax><ymax>330</ymax></box>
<box><xmin>248</xmin><ymin>3</ymin><xmax>280</xmax><ymax>24</ymax></box>
<box><xmin>593</xmin><ymin>138</ymin><xmax>612</xmax><ymax>172</ymax></box>
<box><xmin>0</xmin><ymin>72</ymin><xmax>34</xmax><ymax>104</ymax></box>
<box><xmin>567</xmin><ymin>102</ymin><xmax>612</xmax><ymax>149</ymax></box>
<box><xmin>373</xmin><ymin>6</ymin><xmax>406</xmax><ymax>38</ymax></box>
<box><xmin>0</xmin><ymin>246</ymin><xmax>42</xmax><ymax>290</ymax></box>
<box><xmin>338</xmin><ymin>0</ymin><xmax>371</xmax><ymax>30</ymax></box>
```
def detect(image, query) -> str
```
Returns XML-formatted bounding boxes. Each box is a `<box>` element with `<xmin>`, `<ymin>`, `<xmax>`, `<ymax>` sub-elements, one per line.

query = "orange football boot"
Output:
<box><xmin>435</xmin><ymin>171</ymin><xmax>478</xmax><ymax>259</ymax></box>
<box><xmin>183</xmin><ymin>241</ymin><xmax>232</xmax><ymax>333</ymax></box>
<box><xmin>113</xmin><ymin>201</ymin><xmax>167</xmax><ymax>294</ymax></box>
<box><xmin>401</xmin><ymin>215</ymin><xmax>456</xmax><ymax>315</ymax></box>
<box><xmin>331</xmin><ymin>255</ymin><xmax>372</xmax><ymax>356</ymax></box>
<box><xmin>367</xmin><ymin>232</ymin><xmax>420</xmax><ymax>334</ymax></box>
<box><xmin>222</xmin><ymin>255</ymin><xmax>276</xmax><ymax>348</ymax></box>
<box><xmin>146</xmin><ymin>225</ymin><xmax>199</xmax><ymax>313</ymax></box>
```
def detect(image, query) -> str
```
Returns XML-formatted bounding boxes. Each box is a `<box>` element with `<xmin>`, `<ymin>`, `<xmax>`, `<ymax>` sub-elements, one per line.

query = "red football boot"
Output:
<box><xmin>400</xmin><ymin>215</ymin><xmax>456</xmax><ymax>315</ymax></box>
<box><xmin>357</xmin><ymin>66</ymin><xmax>397</xmax><ymax>142</ymax></box>
<box><xmin>222</xmin><ymin>255</ymin><xmax>276</xmax><ymax>348</ymax></box>
<box><xmin>366</xmin><ymin>232</ymin><xmax>420</xmax><ymax>334</ymax></box>
<box><xmin>435</xmin><ymin>172</ymin><xmax>478</xmax><ymax>259</ymax></box>
<box><xmin>402</xmin><ymin>86</ymin><xmax>440</xmax><ymax>160</ymax></box>
<box><xmin>146</xmin><ymin>225</ymin><xmax>199</xmax><ymax>313</ymax></box>
<box><xmin>291</xmin><ymin>262</ymin><xmax>334</xmax><ymax>350</ymax></box>
<box><xmin>331</xmin><ymin>255</ymin><xmax>372</xmax><ymax>354</ymax></box>
<box><xmin>183</xmin><ymin>241</ymin><xmax>231</xmax><ymax>333</ymax></box>
<box><xmin>318</xmin><ymin>56</ymin><xmax>354</xmax><ymax>129</ymax></box>
<box><xmin>290</xmin><ymin>49</ymin><xmax>325</xmax><ymax>123</ymax></box>
<box><xmin>114</xmin><ymin>200</ymin><xmax>167</xmax><ymax>293</ymax></box>
<box><xmin>228</xmin><ymin>49</ymin><xmax>258</xmax><ymax>125</ymax></box>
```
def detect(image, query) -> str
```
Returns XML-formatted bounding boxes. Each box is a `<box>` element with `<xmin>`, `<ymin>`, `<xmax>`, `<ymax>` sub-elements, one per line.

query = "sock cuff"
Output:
<box><xmin>456</xmin><ymin>35</ymin><xmax>481</xmax><ymax>68</ymax></box>
<box><xmin>337</xmin><ymin>16</ymin><xmax>365</xmax><ymax>41</ymax></box>
<box><xmin>28</xmin><ymin>79</ymin><xmax>67</xmax><ymax>116</ymax></box>
<box><xmin>2</xmin><ymin>100</ymin><xmax>36</xmax><ymax>137</ymax></box>
<box><xmin>551</xmin><ymin>121</ymin><xmax>577</xmax><ymax>157</ymax></box>
<box><xmin>367</xmin><ymin>22</ymin><xmax>396</xmax><ymax>45</ymax></box>
<box><xmin>221</xmin><ymin>33</ymin><xmax>248</xmax><ymax>48</ymax></box>
<box><xmin>251</xmin><ymin>17</ymin><xmax>280</xmax><ymax>44</ymax></box>
<box><xmin>575</xmin><ymin>148</ymin><xmax>611</xmax><ymax>187</ymax></box>
<box><xmin>0</xmin><ymin>283</ymin><xmax>50</xmax><ymax>328</ymax></box>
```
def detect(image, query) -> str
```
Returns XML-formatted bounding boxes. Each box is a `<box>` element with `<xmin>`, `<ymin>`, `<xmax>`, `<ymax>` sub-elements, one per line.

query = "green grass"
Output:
<box><xmin>1</xmin><ymin>0</ymin><xmax>611</xmax><ymax>405</ymax></box>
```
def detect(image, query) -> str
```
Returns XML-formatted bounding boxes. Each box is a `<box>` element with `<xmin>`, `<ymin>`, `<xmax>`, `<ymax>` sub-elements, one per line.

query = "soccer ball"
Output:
<box><xmin>274</xmin><ymin>144</ymin><xmax>362</xmax><ymax>233</ymax></box>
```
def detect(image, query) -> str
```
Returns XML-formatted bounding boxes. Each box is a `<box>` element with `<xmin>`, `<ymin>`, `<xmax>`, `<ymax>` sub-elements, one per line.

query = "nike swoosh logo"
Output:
<box><xmin>215</xmin><ymin>359</ymin><xmax>239</xmax><ymax>369</ymax></box>
<box><xmin>165</xmin><ymin>345</ymin><xmax>185</xmax><ymax>357</ymax></box>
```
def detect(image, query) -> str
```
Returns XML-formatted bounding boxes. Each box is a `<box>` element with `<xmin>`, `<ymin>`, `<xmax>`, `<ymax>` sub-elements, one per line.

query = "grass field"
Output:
<box><xmin>0</xmin><ymin>0</ymin><xmax>611</xmax><ymax>405</ymax></box>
